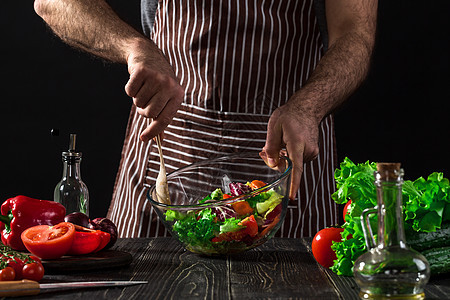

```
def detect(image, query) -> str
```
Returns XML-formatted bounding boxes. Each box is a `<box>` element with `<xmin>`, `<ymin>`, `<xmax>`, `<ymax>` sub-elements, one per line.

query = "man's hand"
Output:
<box><xmin>125</xmin><ymin>40</ymin><xmax>184</xmax><ymax>142</ymax></box>
<box><xmin>33</xmin><ymin>0</ymin><xmax>184</xmax><ymax>142</ymax></box>
<box><xmin>262</xmin><ymin>0</ymin><xmax>377</xmax><ymax>200</ymax></box>
<box><xmin>262</xmin><ymin>102</ymin><xmax>320</xmax><ymax>200</ymax></box>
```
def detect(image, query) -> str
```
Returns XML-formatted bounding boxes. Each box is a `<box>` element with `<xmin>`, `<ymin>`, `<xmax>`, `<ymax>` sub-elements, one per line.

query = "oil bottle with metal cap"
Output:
<box><xmin>54</xmin><ymin>133</ymin><xmax>89</xmax><ymax>216</ymax></box>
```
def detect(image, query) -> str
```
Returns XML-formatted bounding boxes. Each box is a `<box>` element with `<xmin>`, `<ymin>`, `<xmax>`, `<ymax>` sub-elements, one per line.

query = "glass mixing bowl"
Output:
<box><xmin>147</xmin><ymin>152</ymin><xmax>292</xmax><ymax>255</ymax></box>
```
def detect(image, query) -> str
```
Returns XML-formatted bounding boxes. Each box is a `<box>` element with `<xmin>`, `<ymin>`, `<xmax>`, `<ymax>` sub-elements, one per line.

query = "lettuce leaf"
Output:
<box><xmin>330</xmin><ymin>158</ymin><xmax>450</xmax><ymax>276</ymax></box>
<box><xmin>172</xmin><ymin>208</ymin><xmax>219</xmax><ymax>246</ymax></box>
<box><xmin>219</xmin><ymin>218</ymin><xmax>243</xmax><ymax>234</ymax></box>
<box><xmin>256</xmin><ymin>190</ymin><xmax>283</xmax><ymax>215</ymax></box>
<box><xmin>403</xmin><ymin>173</ymin><xmax>450</xmax><ymax>232</ymax></box>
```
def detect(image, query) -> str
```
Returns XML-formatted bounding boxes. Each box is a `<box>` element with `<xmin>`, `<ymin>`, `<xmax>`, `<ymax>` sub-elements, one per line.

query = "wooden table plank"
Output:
<box><xmin>229</xmin><ymin>238</ymin><xmax>340</xmax><ymax>299</ymax></box>
<box><xmin>108</xmin><ymin>238</ymin><xmax>231</xmax><ymax>299</ymax></box>
<box><xmin>6</xmin><ymin>238</ymin><xmax>449</xmax><ymax>300</ymax></box>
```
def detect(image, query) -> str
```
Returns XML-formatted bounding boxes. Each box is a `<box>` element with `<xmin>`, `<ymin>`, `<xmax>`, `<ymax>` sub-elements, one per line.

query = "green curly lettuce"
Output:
<box><xmin>171</xmin><ymin>208</ymin><xmax>219</xmax><ymax>247</ymax></box>
<box><xmin>330</xmin><ymin>158</ymin><xmax>450</xmax><ymax>276</ymax></box>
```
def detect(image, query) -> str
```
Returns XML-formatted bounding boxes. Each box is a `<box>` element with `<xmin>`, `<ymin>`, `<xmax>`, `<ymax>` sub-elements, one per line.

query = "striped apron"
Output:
<box><xmin>107</xmin><ymin>0</ymin><xmax>338</xmax><ymax>238</ymax></box>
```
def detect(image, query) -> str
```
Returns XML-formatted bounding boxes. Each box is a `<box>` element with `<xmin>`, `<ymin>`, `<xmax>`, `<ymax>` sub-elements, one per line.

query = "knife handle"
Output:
<box><xmin>0</xmin><ymin>279</ymin><xmax>40</xmax><ymax>297</ymax></box>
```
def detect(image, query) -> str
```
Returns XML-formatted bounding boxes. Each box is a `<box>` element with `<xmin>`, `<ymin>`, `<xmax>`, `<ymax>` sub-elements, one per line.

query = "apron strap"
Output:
<box><xmin>141</xmin><ymin>0</ymin><xmax>159</xmax><ymax>37</ymax></box>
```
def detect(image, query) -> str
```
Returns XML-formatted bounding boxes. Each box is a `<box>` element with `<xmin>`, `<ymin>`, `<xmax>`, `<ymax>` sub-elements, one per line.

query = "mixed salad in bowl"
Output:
<box><xmin>148</xmin><ymin>152</ymin><xmax>292</xmax><ymax>255</ymax></box>
<box><xmin>162</xmin><ymin>180</ymin><xmax>286</xmax><ymax>255</ymax></box>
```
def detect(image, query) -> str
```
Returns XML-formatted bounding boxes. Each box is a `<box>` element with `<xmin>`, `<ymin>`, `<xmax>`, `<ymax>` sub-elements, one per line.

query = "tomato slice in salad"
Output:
<box><xmin>240</xmin><ymin>215</ymin><xmax>258</xmax><ymax>237</ymax></box>
<box><xmin>21</xmin><ymin>222</ymin><xmax>76</xmax><ymax>259</ymax></box>
<box><xmin>212</xmin><ymin>215</ymin><xmax>258</xmax><ymax>243</ymax></box>
<box><xmin>231</xmin><ymin>201</ymin><xmax>254</xmax><ymax>216</ymax></box>
<box><xmin>250</xmin><ymin>180</ymin><xmax>266</xmax><ymax>189</ymax></box>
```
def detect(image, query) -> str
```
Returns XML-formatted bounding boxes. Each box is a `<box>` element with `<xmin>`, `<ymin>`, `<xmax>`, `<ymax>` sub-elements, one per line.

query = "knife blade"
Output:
<box><xmin>0</xmin><ymin>279</ymin><xmax>148</xmax><ymax>297</ymax></box>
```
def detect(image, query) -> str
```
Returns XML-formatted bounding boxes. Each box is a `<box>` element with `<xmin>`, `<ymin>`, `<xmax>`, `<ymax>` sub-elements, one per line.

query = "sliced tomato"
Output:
<box><xmin>212</xmin><ymin>215</ymin><xmax>258</xmax><ymax>243</ymax></box>
<box><xmin>21</xmin><ymin>222</ymin><xmax>75</xmax><ymax>259</ymax></box>
<box><xmin>250</xmin><ymin>180</ymin><xmax>266</xmax><ymax>190</ymax></box>
<box><xmin>211</xmin><ymin>229</ymin><xmax>248</xmax><ymax>243</ymax></box>
<box><xmin>231</xmin><ymin>201</ymin><xmax>254</xmax><ymax>216</ymax></box>
<box><xmin>240</xmin><ymin>215</ymin><xmax>258</xmax><ymax>237</ymax></box>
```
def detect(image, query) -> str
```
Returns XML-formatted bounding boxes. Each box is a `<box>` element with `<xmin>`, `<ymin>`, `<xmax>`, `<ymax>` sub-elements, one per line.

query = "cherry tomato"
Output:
<box><xmin>22</xmin><ymin>262</ymin><xmax>45</xmax><ymax>281</ymax></box>
<box><xmin>0</xmin><ymin>266</ymin><xmax>15</xmax><ymax>281</ymax></box>
<box><xmin>311</xmin><ymin>227</ymin><xmax>344</xmax><ymax>268</ymax></box>
<box><xmin>21</xmin><ymin>222</ymin><xmax>76</xmax><ymax>259</ymax></box>
<box><xmin>343</xmin><ymin>200</ymin><xmax>352</xmax><ymax>221</ymax></box>
<box><xmin>6</xmin><ymin>257</ymin><xmax>24</xmax><ymax>280</ymax></box>
<box><xmin>28</xmin><ymin>256</ymin><xmax>42</xmax><ymax>264</ymax></box>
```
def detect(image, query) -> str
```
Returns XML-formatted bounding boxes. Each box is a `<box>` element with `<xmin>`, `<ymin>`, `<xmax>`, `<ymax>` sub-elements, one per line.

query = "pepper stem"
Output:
<box><xmin>0</xmin><ymin>210</ymin><xmax>13</xmax><ymax>233</ymax></box>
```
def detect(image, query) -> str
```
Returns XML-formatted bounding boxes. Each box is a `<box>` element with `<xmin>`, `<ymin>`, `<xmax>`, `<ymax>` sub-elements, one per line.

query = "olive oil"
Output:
<box><xmin>353</xmin><ymin>163</ymin><xmax>430</xmax><ymax>299</ymax></box>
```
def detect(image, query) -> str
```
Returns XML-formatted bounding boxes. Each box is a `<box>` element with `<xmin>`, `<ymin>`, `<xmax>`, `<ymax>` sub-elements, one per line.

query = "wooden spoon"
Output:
<box><xmin>155</xmin><ymin>134</ymin><xmax>171</xmax><ymax>204</ymax></box>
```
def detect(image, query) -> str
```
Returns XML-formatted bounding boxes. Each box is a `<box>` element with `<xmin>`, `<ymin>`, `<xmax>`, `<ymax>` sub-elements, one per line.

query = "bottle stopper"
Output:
<box><xmin>376</xmin><ymin>162</ymin><xmax>401</xmax><ymax>181</ymax></box>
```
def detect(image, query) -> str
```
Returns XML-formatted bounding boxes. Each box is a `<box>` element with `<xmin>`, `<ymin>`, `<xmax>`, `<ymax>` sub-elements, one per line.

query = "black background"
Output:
<box><xmin>1</xmin><ymin>1</ymin><xmax>449</xmax><ymax>219</ymax></box>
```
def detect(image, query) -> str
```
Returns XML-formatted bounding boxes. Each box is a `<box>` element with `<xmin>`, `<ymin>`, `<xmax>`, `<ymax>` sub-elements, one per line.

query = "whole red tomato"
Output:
<box><xmin>343</xmin><ymin>200</ymin><xmax>352</xmax><ymax>221</ymax></box>
<box><xmin>0</xmin><ymin>266</ymin><xmax>15</xmax><ymax>281</ymax></box>
<box><xmin>22</xmin><ymin>262</ymin><xmax>45</xmax><ymax>281</ymax></box>
<box><xmin>312</xmin><ymin>227</ymin><xmax>344</xmax><ymax>268</ymax></box>
<box><xmin>21</xmin><ymin>222</ymin><xmax>76</xmax><ymax>259</ymax></box>
<box><xmin>6</xmin><ymin>257</ymin><xmax>24</xmax><ymax>280</ymax></box>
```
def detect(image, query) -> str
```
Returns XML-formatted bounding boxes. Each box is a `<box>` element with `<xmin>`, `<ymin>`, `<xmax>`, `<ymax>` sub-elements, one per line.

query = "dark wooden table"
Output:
<box><xmin>7</xmin><ymin>238</ymin><xmax>450</xmax><ymax>299</ymax></box>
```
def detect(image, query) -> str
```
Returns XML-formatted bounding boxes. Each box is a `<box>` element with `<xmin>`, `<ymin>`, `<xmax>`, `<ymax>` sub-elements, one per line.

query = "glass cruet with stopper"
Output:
<box><xmin>353</xmin><ymin>162</ymin><xmax>430</xmax><ymax>299</ymax></box>
<box><xmin>54</xmin><ymin>134</ymin><xmax>89</xmax><ymax>216</ymax></box>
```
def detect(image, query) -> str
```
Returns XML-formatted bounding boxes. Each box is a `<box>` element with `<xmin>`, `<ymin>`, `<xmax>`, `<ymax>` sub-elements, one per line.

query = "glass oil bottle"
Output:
<box><xmin>353</xmin><ymin>163</ymin><xmax>430</xmax><ymax>299</ymax></box>
<box><xmin>54</xmin><ymin>134</ymin><xmax>89</xmax><ymax>216</ymax></box>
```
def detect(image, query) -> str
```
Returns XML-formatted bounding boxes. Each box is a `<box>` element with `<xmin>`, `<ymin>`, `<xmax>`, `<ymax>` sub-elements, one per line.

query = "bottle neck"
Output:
<box><xmin>62</xmin><ymin>157</ymin><xmax>82</xmax><ymax>180</ymax></box>
<box><xmin>376</xmin><ymin>180</ymin><xmax>406</xmax><ymax>248</ymax></box>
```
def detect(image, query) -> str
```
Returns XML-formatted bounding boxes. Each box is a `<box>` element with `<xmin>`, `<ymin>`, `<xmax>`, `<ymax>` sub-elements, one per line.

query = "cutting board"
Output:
<box><xmin>41</xmin><ymin>250</ymin><xmax>132</xmax><ymax>273</ymax></box>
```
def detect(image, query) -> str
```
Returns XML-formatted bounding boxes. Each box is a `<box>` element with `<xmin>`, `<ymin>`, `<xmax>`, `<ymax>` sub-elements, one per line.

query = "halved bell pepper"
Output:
<box><xmin>66</xmin><ymin>225</ymin><xmax>111</xmax><ymax>255</ymax></box>
<box><xmin>0</xmin><ymin>195</ymin><xmax>66</xmax><ymax>251</ymax></box>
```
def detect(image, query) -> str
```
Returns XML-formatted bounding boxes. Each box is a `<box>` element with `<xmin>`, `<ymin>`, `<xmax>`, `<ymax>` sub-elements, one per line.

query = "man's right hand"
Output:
<box><xmin>125</xmin><ymin>40</ymin><xmax>184</xmax><ymax>142</ymax></box>
<box><xmin>34</xmin><ymin>0</ymin><xmax>184</xmax><ymax>142</ymax></box>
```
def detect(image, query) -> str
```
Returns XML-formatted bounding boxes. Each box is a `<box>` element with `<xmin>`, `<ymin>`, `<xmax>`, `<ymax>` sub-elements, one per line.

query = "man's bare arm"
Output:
<box><xmin>296</xmin><ymin>0</ymin><xmax>378</xmax><ymax>123</ymax></box>
<box><xmin>34</xmin><ymin>0</ymin><xmax>142</xmax><ymax>63</ymax></box>
<box><xmin>263</xmin><ymin>0</ymin><xmax>378</xmax><ymax>199</ymax></box>
<box><xmin>34</xmin><ymin>0</ymin><xmax>184</xmax><ymax>140</ymax></box>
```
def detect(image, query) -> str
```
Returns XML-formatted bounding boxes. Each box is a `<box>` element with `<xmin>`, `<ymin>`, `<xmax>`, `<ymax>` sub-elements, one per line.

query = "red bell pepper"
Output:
<box><xmin>0</xmin><ymin>195</ymin><xmax>66</xmax><ymax>251</ymax></box>
<box><xmin>66</xmin><ymin>225</ymin><xmax>111</xmax><ymax>255</ymax></box>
